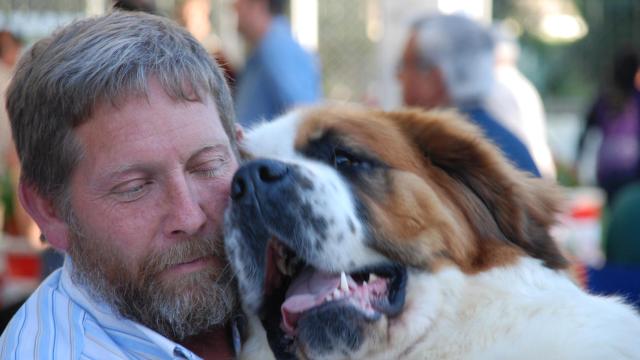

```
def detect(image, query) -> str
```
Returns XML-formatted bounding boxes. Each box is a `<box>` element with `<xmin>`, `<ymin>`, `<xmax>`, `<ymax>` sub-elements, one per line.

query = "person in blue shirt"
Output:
<box><xmin>396</xmin><ymin>13</ymin><xmax>540</xmax><ymax>177</ymax></box>
<box><xmin>233</xmin><ymin>0</ymin><xmax>322</xmax><ymax>128</ymax></box>
<box><xmin>0</xmin><ymin>11</ymin><xmax>245</xmax><ymax>359</ymax></box>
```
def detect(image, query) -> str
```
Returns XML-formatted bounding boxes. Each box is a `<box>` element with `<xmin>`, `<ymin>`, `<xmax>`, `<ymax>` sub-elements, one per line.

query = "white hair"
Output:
<box><xmin>412</xmin><ymin>14</ymin><xmax>495</xmax><ymax>105</ymax></box>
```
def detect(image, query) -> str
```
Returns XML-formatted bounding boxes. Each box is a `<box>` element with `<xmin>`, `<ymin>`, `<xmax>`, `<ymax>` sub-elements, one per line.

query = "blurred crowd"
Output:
<box><xmin>0</xmin><ymin>0</ymin><xmax>639</xmax><ymax>324</ymax></box>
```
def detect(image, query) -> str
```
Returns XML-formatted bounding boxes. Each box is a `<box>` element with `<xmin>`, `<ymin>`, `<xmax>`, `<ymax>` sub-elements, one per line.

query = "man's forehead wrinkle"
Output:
<box><xmin>84</xmin><ymin>115</ymin><xmax>221</xmax><ymax>158</ymax></box>
<box><xmin>126</xmin><ymin>119</ymin><xmax>198</xmax><ymax>144</ymax></box>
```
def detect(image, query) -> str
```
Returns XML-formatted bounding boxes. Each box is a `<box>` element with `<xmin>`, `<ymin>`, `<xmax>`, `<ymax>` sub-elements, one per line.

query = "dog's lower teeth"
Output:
<box><xmin>333</xmin><ymin>288</ymin><xmax>341</xmax><ymax>298</ymax></box>
<box><xmin>340</xmin><ymin>272</ymin><xmax>349</xmax><ymax>292</ymax></box>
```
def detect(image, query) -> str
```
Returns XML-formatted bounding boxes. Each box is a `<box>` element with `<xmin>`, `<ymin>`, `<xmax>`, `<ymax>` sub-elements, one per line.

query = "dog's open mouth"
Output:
<box><xmin>263</xmin><ymin>237</ymin><xmax>408</xmax><ymax>337</ymax></box>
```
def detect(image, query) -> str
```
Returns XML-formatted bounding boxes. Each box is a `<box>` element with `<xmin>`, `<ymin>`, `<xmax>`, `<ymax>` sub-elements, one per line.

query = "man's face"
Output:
<box><xmin>67</xmin><ymin>79</ymin><xmax>239</xmax><ymax>340</ymax></box>
<box><xmin>233</xmin><ymin>0</ymin><xmax>265</xmax><ymax>42</ymax></box>
<box><xmin>397</xmin><ymin>32</ymin><xmax>449</xmax><ymax>109</ymax></box>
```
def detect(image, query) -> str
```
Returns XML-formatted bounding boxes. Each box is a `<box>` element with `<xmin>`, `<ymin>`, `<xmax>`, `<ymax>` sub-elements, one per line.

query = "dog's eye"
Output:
<box><xmin>333</xmin><ymin>148</ymin><xmax>370</xmax><ymax>170</ymax></box>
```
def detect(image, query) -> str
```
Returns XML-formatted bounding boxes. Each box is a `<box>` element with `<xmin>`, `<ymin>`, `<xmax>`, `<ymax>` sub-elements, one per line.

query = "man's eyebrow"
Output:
<box><xmin>98</xmin><ymin>144</ymin><xmax>232</xmax><ymax>184</ymax></box>
<box><xmin>188</xmin><ymin>144</ymin><xmax>231</xmax><ymax>161</ymax></box>
<box><xmin>100</xmin><ymin>163</ymin><xmax>157</xmax><ymax>185</ymax></box>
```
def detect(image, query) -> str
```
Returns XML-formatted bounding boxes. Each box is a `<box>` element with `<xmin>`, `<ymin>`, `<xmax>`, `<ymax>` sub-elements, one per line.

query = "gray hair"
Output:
<box><xmin>7</xmin><ymin>11</ymin><xmax>237</xmax><ymax>214</ymax></box>
<box><xmin>411</xmin><ymin>14</ymin><xmax>495</xmax><ymax>105</ymax></box>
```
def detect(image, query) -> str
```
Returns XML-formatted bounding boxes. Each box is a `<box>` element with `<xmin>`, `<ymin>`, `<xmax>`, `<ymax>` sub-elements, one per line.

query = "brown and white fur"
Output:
<box><xmin>224</xmin><ymin>105</ymin><xmax>640</xmax><ymax>360</ymax></box>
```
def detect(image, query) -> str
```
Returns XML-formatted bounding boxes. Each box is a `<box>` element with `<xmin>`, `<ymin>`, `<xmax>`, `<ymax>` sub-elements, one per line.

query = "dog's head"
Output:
<box><xmin>224</xmin><ymin>105</ymin><xmax>566</xmax><ymax>359</ymax></box>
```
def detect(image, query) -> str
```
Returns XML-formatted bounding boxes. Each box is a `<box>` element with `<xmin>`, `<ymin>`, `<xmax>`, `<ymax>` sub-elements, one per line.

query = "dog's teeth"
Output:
<box><xmin>369</xmin><ymin>273</ymin><xmax>380</xmax><ymax>282</ymax></box>
<box><xmin>340</xmin><ymin>272</ymin><xmax>349</xmax><ymax>292</ymax></box>
<box><xmin>333</xmin><ymin>288</ymin><xmax>341</xmax><ymax>298</ymax></box>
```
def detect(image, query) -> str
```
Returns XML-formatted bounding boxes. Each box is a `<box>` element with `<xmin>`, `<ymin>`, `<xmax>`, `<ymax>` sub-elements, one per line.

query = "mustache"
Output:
<box><xmin>138</xmin><ymin>231</ymin><xmax>226</xmax><ymax>278</ymax></box>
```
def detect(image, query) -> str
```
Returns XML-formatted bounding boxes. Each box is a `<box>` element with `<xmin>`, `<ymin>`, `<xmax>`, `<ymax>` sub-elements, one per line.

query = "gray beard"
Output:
<box><xmin>67</xmin><ymin>213</ymin><xmax>238</xmax><ymax>340</ymax></box>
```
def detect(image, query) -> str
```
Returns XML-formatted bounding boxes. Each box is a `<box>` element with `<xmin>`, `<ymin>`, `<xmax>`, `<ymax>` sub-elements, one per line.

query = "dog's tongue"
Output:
<box><xmin>281</xmin><ymin>267</ymin><xmax>354</xmax><ymax>334</ymax></box>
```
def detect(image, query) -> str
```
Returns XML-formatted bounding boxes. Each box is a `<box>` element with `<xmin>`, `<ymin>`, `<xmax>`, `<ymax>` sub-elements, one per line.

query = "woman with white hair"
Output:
<box><xmin>397</xmin><ymin>13</ymin><xmax>540</xmax><ymax>177</ymax></box>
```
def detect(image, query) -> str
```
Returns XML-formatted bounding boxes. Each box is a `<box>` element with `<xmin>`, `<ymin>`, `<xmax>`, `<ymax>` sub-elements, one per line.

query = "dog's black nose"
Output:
<box><xmin>231</xmin><ymin>159</ymin><xmax>290</xmax><ymax>200</ymax></box>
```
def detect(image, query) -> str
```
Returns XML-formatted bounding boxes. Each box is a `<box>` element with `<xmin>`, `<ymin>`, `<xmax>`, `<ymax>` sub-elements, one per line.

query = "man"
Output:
<box><xmin>397</xmin><ymin>14</ymin><xmax>540</xmax><ymax>176</ymax></box>
<box><xmin>0</xmin><ymin>12</ymin><xmax>242</xmax><ymax>359</ymax></box>
<box><xmin>233</xmin><ymin>0</ymin><xmax>321</xmax><ymax>127</ymax></box>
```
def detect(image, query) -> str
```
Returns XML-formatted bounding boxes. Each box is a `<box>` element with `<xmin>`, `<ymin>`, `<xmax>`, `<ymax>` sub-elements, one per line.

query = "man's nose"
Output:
<box><xmin>166</xmin><ymin>177</ymin><xmax>207</xmax><ymax>236</ymax></box>
<box><xmin>230</xmin><ymin>159</ymin><xmax>290</xmax><ymax>201</ymax></box>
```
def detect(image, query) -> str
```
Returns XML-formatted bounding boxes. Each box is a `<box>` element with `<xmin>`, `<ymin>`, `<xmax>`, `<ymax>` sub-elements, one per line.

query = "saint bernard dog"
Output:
<box><xmin>224</xmin><ymin>105</ymin><xmax>640</xmax><ymax>360</ymax></box>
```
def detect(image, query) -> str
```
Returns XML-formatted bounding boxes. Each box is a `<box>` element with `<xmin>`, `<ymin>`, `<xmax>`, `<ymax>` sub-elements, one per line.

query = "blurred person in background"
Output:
<box><xmin>0</xmin><ymin>30</ymin><xmax>22</xmax><ymax>178</ymax></box>
<box><xmin>576</xmin><ymin>48</ymin><xmax>640</xmax><ymax>204</ymax></box>
<box><xmin>0</xmin><ymin>31</ymin><xmax>64</xmax><ymax>327</ymax></box>
<box><xmin>233</xmin><ymin>0</ymin><xmax>322</xmax><ymax>127</ymax></box>
<box><xmin>0</xmin><ymin>30</ymin><xmax>40</xmax><ymax>242</ymax></box>
<box><xmin>113</xmin><ymin>0</ymin><xmax>238</xmax><ymax>87</ymax></box>
<box><xmin>577</xmin><ymin>51</ymin><xmax>640</xmax><ymax>306</ymax></box>
<box><xmin>397</xmin><ymin>13</ymin><xmax>540</xmax><ymax>177</ymax></box>
<box><xmin>486</xmin><ymin>23</ymin><xmax>557</xmax><ymax>180</ymax></box>
<box><xmin>179</xmin><ymin>0</ymin><xmax>237</xmax><ymax>87</ymax></box>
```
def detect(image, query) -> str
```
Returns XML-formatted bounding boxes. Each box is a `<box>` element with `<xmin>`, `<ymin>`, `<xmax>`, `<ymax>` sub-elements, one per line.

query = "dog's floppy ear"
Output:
<box><xmin>386</xmin><ymin>108</ymin><xmax>567</xmax><ymax>270</ymax></box>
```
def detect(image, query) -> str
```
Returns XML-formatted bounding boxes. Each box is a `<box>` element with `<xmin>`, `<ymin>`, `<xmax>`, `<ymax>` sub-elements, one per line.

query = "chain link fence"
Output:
<box><xmin>317</xmin><ymin>0</ymin><xmax>375</xmax><ymax>103</ymax></box>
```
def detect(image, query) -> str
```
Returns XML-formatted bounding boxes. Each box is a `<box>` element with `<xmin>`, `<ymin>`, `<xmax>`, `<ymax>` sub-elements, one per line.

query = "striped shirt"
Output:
<box><xmin>0</xmin><ymin>256</ymin><xmax>240</xmax><ymax>359</ymax></box>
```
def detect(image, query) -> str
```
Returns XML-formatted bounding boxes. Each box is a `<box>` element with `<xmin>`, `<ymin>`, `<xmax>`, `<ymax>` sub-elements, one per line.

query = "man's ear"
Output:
<box><xmin>18</xmin><ymin>181</ymin><xmax>70</xmax><ymax>251</ymax></box>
